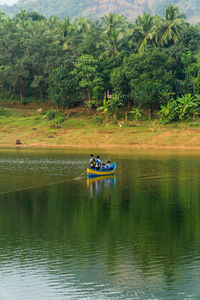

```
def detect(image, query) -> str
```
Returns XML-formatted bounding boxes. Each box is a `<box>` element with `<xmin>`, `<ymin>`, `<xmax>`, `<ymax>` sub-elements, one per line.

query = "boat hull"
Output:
<box><xmin>87</xmin><ymin>163</ymin><xmax>116</xmax><ymax>177</ymax></box>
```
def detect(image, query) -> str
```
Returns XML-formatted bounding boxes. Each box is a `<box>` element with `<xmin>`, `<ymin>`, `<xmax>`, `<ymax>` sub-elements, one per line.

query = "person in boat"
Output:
<box><xmin>95</xmin><ymin>155</ymin><xmax>101</xmax><ymax>170</ymax></box>
<box><xmin>106</xmin><ymin>160</ymin><xmax>112</xmax><ymax>170</ymax></box>
<box><xmin>90</xmin><ymin>154</ymin><xmax>96</xmax><ymax>169</ymax></box>
<box><xmin>101</xmin><ymin>163</ymin><xmax>106</xmax><ymax>170</ymax></box>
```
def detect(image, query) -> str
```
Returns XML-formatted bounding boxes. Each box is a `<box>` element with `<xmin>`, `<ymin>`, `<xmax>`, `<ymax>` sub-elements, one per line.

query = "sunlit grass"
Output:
<box><xmin>1</xmin><ymin>107</ymin><xmax>200</xmax><ymax>148</ymax></box>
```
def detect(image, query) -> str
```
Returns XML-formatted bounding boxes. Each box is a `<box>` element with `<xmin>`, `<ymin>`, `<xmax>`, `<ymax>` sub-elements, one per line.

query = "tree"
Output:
<box><xmin>73</xmin><ymin>54</ymin><xmax>103</xmax><ymax>106</ymax></box>
<box><xmin>16</xmin><ymin>58</ymin><xmax>29</xmax><ymax>101</ymax></box>
<box><xmin>74</xmin><ymin>17</ymin><xmax>102</xmax><ymax>58</ymax></box>
<box><xmin>97</xmin><ymin>98</ymin><xmax>110</xmax><ymax>122</ymax></box>
<box><xmin>123</xmin><ymin>49</ymin><xmax>174</xmax><ymax>112</ymax></box>
<box><xmin>53</xmin><ymin>18</ymin><xmax>76</xmax><ymax>54</ymax></box>
<box><xmin>98</xmin><ymin>94</ymin><xmax>123</xmax><ymax>121</ymax></box>
<box><xmin>0</xmin><ymin>65</ymin><xmax>9</xmax><ymax>98</ymax></box>
<box><xmin>131</xmin><ymin>13</ymin><xmax>155</xmax><ymax>55</ymax></box>
<box><xmin>181</xmin><ymin>51</ymin><xmax>197</xmax><ymax>94</ymax></box>
<box><xmin>100</xmin><ymin>13</ymin><xmax>128</xmax><ymax>59</ymax></box>
<box><xmin>109</xmin><ymin>93</ymin><xmax>123</xmax><ymax>120</ymax></box>
<box><xmin>110</xmin><ymin>67</ymin><xmax>127</xmax><ymax>95</ymax></box>
<box><xmin>15</xmin><ymin>9</ymin><xmax>45</xmax><ymax>21</ymax></box>
<box><xmin>110</xmin><ymin>66</ymin><xmax>130</xmax><ymax>106</ymax></box>
<box><xmin>48</xmin><ymin>66</ymin><xmax>77</xmax><ymax>107</ymax></box>
<box><xmin>157</xmin><ymin>5</ymin><xmax>186</xmax><ymax>46</ymax></box>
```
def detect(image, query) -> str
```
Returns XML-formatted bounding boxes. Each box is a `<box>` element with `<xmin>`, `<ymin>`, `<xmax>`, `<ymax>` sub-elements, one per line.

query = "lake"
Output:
<box><xmin>0</xmin><ymin>149</ymin><xmax>200</xmax><ymax>299</ymax></box>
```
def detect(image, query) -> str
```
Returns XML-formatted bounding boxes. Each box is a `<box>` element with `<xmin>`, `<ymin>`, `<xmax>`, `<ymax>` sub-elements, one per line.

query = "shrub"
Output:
<box><xmin>54</xmin><ymin>112</ymin><xmax>66</xmax><ymax>124</ymax></box>
<box><xmin>130</xmin><ymin>107</ymin><xmax>142</xmax><ymax>121</ymax></box>
<box><xmin>46</xmin><ymin>108</ymin><xmax>56</xmax><ymax>120</ymax></box>
<box><xmin>177</xmin><ymin>94</ymin><xmax>199</xmax><ymax>121</ymax></box>
<box><xmin>0</xmin><ymin>106</ymin><xmax>8</xmax><ymax>116</ymax></box>
<box><xmin>21</xmin><ymin>99</ymin><xmax>28</xmax><ymax>105</ymax></box>
<box><xmin>45</xmin><ymin>108</ymin><xmax>66</xmax><ymax>123</ymax></box>
<box><xmin>157</xmin><ymin>94</ymin><xmax>200</xmax><ymax>123</ymax></box>
<box><xmin>157</xmin><ymin>100</ymin><xmax>179</xmax><ymax>124</ymax></box>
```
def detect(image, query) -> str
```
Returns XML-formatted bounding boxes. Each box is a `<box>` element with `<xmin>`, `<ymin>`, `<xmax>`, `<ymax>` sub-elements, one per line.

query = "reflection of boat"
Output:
<box><xmin>87</xmin><ymin>163</ymin><xmax>116</xmax><ymax>177</ymax></box>
<box><xmin>87</xmin><ymin>175</ymin><xmax>116</xmax><ymax>198</ymax></box>
<box><xmin>87</xmin><ymin>175</ymin><xmax>116</xmax><ymax>185</ymax></box>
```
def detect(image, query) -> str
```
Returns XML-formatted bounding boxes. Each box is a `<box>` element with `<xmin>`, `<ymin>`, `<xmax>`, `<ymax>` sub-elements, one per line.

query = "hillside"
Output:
<box><xmin>0</xmin><ymin>0</ymin><xmax>200</xmax><ymax>22</ymax></box>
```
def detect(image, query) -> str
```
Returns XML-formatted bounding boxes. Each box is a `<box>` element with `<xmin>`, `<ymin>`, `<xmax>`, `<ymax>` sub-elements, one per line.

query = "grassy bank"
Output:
<box><xmin>1</xmin><ymin>105</ymin><xmax>200</xmax><ymax>150</ymax></box>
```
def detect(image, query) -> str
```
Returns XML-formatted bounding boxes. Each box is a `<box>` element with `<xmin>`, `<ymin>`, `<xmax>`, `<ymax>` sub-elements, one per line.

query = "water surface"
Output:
<box><xmin>0</xmin><ymin>149</ymin><xmax>200</xmax><ymax>299</ymax></box>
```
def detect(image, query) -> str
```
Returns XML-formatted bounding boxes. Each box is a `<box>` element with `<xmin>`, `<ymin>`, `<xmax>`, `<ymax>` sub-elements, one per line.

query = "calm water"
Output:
<box><xmin>0</xmin><ymin>149</ymin><xmax>200</xmax><ymax>299</ymax></box>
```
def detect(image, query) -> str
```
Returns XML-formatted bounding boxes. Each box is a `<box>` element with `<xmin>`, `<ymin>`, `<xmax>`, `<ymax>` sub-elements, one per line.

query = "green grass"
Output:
<box><xmin>2</xmin><ymin>107</ymin><xmax>200</xmax><ymax>149</ymax></box>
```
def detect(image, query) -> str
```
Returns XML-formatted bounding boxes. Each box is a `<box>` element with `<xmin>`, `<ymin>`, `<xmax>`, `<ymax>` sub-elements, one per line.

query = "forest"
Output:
<box><xmin>1</xmin><ymin>5</ymin><xmax>200</xmax><ymax>123</ymax></box>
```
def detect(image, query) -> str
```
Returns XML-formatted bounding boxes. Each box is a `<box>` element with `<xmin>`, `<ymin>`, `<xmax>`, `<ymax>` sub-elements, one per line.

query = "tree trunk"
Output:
<box><xmin>127</xmin><ymin>96</ymin><xmax>131</xmax><ymax>109</ymax></box>
<box><xmin>20</xmin><ymin>79</ymin><xmax>24</xmax><ymax>101</ymax></box>
<box><xmin>124</xmin><ymin>112</ymin><xmax>128</xmax><ymax>122</ymax></box>
<box><xmin>9</xmin><ymin>84</ymin><xmax>15</xmax><ymax>98</ymax></box>
<box><xmin>88</xmin><ymin>88</ymin><xmax>91</xmax><ymax>112</ymax></box>
<box><xmin>105</xmin><ymin>89</ymin><xmax>108</xmax><ymax>100</ymax></box>
<box><xmin>148</xmin><ymin>108</ymin><xmax>152</xmax><ymax>120</ymax></box>
<box><xmin>40</xmin><ymin>82</ymin><xmax>44</xmax><ymax>100</ymax></box>
<box><xmin>1</xmin><ymin>81</ymin><xmax>4</xmax><ymax>99</ymax></box>
<box><xmin>105</xmin><ymin>113</ymin><xmax>108</xmax><ymax>123</ymax></box>
<box><xmin>88</xmin><ymin>88</ymin><xmax>91</xmax><ymax>101</ymax></box>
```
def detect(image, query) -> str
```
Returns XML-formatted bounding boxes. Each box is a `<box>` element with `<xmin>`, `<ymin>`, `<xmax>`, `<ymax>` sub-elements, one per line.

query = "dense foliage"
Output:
<box><xmin>1</xmin><ymin>6</ymin><xmax>200</xmax><ymax>121</ymax></box>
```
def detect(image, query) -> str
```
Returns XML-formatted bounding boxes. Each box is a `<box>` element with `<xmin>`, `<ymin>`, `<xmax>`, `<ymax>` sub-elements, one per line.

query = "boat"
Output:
<box><xmin>87</xmin><ymin>163</ymin><xmax>116</xmax><ymax>177</ymax></box>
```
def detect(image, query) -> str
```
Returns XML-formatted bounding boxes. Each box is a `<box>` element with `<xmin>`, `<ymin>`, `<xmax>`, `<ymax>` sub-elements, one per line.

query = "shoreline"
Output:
<box><xmin>1</xmin><ymin>143</ymin><xmax>200</xmax><ymax>151</ymax></box>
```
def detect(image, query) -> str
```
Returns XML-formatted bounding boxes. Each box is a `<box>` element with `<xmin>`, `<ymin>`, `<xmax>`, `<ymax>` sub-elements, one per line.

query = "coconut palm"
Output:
<box><xmin>130</xmin><ymin>13</ymin><xmax>155</xmax><ymax>55</ymax></box>
<box><xmin>100</xmin><ymin>13</ymin><xmax>128</xmax><ymax>59</ymax></box>
<box><xmin>157</xmin><ymin>4</ymin><xmax>186</xmax><ymax>46</ymax></box>
<box><xmin>100</xmin><ymin>28</ymin><xmax>126</xmax><ymax>59</ymax></box>
<box><xmin>53</xmin><ymin>18</ymin><xmax>75</xmax><ymax>51</ymax></box>
<box><xmin>102</xmin><ymin>13</ymin><xmax>126</xmax><ymax>35</ymax></box>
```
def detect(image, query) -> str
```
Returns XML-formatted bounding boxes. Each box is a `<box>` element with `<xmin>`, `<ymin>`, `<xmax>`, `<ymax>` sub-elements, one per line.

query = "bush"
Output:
<box><xmin>21</xmin><ymin>99</ymin><xmax>28</xmax><ymax>105</ymax></box>
<box><xmin>0</xmin><ymin>106</ymin><xmax>8</xmax><ymax>116</ymax></box>
<box><xmin>91</xmin><ymin>115</ymin><xmax>105</xmax><ymax>125</ymax></box>
<box><xmin>54</xmin><ymin>112</ymin><xmax>66</xmax><ymax>124</ymax></box>
<box><xmin>157</xmin><ymin>94</ymin><xmax>200</xmax><ymax>123</ymax></box>
<box><xmin>46</xmin><ymin>108</ymin><xmax>56</xmax><ymax>120</ymax></box>
<box><xmin>157</xmin><ymin>100</ymin><xmax>179</xmax><ymax>124</ymax></box>
<box><xmin>177</xmin><ymin>94</ymin><xmax>199</xmax><ymax>121</ymax></box>
<box><xmin>130</xmin><ymin>107</ymin><xmax>142</xmax><ymax>121</ymax></box>
<box><xmin>45</xmin><ymin>108</ymin><xmax>66</xmax><ymax>123</ymax></box>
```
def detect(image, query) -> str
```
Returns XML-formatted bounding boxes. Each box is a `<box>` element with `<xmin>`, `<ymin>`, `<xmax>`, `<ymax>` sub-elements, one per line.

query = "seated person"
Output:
<box><xmin>95</xmin><ymin>155</ymin><xmax>101</xmax><ymax>170</ymax></box>
<box><xmin>90</xmin><ymin>154</ymin><xmax>96</xmax><ymax>169</ymax></box>
<box><xmin>101</xmin><ymin>163</ymin><xmax>106</xmax><ymax>170</ymax></box>
<box><xmin>106</xmin><ymin>160</ymin><xmax>112</xmax><ymax>170</ymax></box>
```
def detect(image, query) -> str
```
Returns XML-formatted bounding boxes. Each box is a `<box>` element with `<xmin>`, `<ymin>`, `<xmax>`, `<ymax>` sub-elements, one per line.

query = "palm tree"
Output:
<box><xmin>102</xmin><ymin>13</ymin><xmax>126</xmax><ymax>35</ymax></box>
<box><xmin>100</xmin><ymin>13</ymin><xmax>128</xmax><ymax>59</ymax></box>
<box><xmin>157</xmin><ymin>4</ymin><xmax>186</xmax><ymax>46</ymax></box>
<box><xmin>131</xmin><ymin>13</ymin><xmax>155</xmax><ymax>55</ymax></box>
<box><xmin>53</xmin><ymin>18</ymin><xmax>75</xmax><ymax>51</ymax></box>
<box><xmin>100</xmin><ymin>28</ymin><xmax>126</xmax><ymax>59</ymax></box>
<box><xmin>74</xmin><ymin>16</ymin><xmax>92</xmax><ymax>34</ymax></box>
